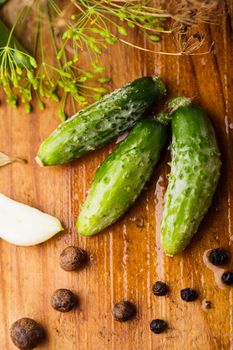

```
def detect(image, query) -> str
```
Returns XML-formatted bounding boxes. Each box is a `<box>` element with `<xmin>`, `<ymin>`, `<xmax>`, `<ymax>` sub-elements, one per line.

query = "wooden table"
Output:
<box><xmin>0</xmin><ymin>2</ymin><xmax>233</xmax><ymax>349</ymax></box>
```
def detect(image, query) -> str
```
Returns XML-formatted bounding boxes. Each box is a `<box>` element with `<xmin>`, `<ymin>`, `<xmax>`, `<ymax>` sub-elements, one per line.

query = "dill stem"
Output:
<box><xmin>6</xmin><ymin>5</ymin><xmax>29</xmax><ymax>47</ymax></box>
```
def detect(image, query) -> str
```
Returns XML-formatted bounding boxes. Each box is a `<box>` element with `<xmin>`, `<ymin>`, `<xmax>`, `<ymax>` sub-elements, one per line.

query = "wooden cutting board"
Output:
<box><xmin>0</xmin><ymin>2</ymin><xmax>233</xmax><ymax>349</ymax></box>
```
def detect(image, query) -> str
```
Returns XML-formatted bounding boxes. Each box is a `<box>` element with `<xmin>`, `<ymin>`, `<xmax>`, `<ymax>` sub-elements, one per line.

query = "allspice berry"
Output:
<box><xmin>60</xmin><ymin>246</ymin><xmax>88</xmax><ymax>271</ymax></box>
<box><xmin>10</xmin><ymin>318</ymin><xmax>45</xmax><ymax>349</ymax></box>
<box><xmin>51</xmin><ymin>289</ymin><xmax>77</xmax><ymax>312</ymax></box>
<box><xmin>113</xmin><ymin>301</ymin><xmax>136</xmax><ymax>322</ymax></box>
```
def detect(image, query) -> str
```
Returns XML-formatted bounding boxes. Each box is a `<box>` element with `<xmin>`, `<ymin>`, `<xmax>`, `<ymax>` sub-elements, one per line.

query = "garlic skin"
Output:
<box><xmin>0</xmin><ymin>193</ymin><xmax>63</xmax><ymax>246</ymax></box>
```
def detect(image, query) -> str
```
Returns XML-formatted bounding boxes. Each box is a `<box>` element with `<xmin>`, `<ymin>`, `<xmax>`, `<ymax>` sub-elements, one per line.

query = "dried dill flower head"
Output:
<box><xmin>0</xmin><ymin>0</ymin><xmax>221</xmax><ymax>115</ymax></box>
<box><xmin>167</xmin><ymin>0</ymin><xmax>220</xmax><ymax>29</ymax></box>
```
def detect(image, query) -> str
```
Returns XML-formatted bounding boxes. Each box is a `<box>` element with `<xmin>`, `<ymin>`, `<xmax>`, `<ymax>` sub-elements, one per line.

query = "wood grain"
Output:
<box><xmin>0</xmin><ymin>2</ymin><xmax>233</xmax><ymax>349</ymax></box>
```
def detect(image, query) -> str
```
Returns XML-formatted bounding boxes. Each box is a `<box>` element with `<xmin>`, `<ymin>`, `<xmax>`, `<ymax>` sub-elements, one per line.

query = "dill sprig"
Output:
<box><xmin>0</xmin><ymin>0</ymin><xmax>219</xmax><ymax>119</ymax></box>
<box><xmin>0</xmin><ymin>10</ymin><xmax>37</xmax><ymax>110</ymax></box>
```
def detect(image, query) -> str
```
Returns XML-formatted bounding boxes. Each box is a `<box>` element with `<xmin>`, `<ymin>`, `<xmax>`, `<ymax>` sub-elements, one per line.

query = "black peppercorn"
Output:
<box><xmin>51</xmin><ymin>289</ymin><xmax>77</xmax><ymax>312</ymax></box>
<box><xmin>60</xmin><ymin>246</ymin><xmax>88</xmax><ymax>271</ymax></box>
<box><xmin>150</xmin><ymin>319</ymin><xmax>167</xmax><ymax>334</ymax></box>
<box><xmin>221</xmin><ymin>271</ymin><xmax>233</xmax><ymax>286</ymax></box>
<box><xmin>10</xmin><ymin>318</ymin><xmax>45</xmax><ymax>349</ymax></box>
<box><xmin>113</xmin><ymin>301</ymin><xmax>136</xmax><ymax>322</ymax></box>
<box><xmin>180</xmin><ymin>288</ymin><xmax>198</xmax><ymax>302</ymax></box>
<box><xmin>152</xmin><ymin>281</ymin><xmax>169</xmax><ymax>296</ymax></box>
<box><xmin>208</xmin><ymin>248</ymin><xmax>229</xmax><ymax>266</ymax></box>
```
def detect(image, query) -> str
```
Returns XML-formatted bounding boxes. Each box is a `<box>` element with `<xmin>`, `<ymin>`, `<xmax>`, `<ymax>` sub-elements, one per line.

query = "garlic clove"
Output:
<box><xmin>0</xmin><ymin>193</ymin><xmax>63</xmax><ymax>246</ymax></box>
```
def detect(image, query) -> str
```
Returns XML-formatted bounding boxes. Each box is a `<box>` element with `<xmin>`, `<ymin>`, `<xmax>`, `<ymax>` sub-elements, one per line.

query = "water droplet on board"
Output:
<box><xmin>135</xmin><ymin>216</ymin><xmax>144</xmax><ymax>228</ymax></box>
<box><xmin>203</xmin><ymin>250</ymin><xmax>226</xmax><ymax>290</ymax></box>
<box><xmin>201</xmin><ymin>57</ymin><xmax>207</xmax><ymax>66</ymax></box>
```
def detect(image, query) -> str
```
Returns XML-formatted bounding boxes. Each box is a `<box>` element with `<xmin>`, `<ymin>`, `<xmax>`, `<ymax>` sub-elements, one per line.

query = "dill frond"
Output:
<box><xmin>0</xmin><ymin>0</ymin><xmax>220</xmax><ymax>118</ymax></box>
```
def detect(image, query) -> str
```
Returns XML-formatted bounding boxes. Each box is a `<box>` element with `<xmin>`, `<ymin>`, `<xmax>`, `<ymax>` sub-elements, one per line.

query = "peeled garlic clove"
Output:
<box><xmin>0</xmin><ymin>193</ymin><xmax>63</xmax><ymax>246</ymax></box>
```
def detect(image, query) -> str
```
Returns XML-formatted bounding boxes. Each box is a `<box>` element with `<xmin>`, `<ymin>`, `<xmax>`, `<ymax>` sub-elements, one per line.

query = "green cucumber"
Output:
<box><xmin>160</xmin><ymin>97</ymin><xmax>221</xmax><ymax>256</ymax></box>
<box><xmin>36</xmin><ymin>77</ymin><xmax>166</xmax><ymax>166</ymax></box>
<box><xmin>77</xmin><ymin>119</ymin><xmax>168</xmax><ymax>236</ymax></box>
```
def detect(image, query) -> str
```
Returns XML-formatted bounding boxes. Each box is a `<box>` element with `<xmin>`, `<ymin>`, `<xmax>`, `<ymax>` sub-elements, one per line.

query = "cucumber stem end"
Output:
<box><xmin>155</xmin><ymin>96</ymin><xmax>192</xmax><ymax>125</ymax></box>
<box><xmin>167</xmin><ymin>96</ymin><xmax>192</xmax><ymax>113</ymax></box>
<box><xmin>35</xmin><ymin>156</ymin><xmax>45</xmax><ymax>167</ymax></box>
<box><xmin>153</xmin><ymin>76</ymin><xmax>166</xmax><ymax>99</ymax></box>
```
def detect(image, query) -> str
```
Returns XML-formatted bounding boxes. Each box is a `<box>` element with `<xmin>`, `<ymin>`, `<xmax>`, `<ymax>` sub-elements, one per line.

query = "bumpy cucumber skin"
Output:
<box><xmin>161</xmin><ymin>103</ymin><xmax>221</xmax><ymax>256</ymax></box>
<box><xmin>37</xmin><ymin>77</ymin><xmax>165</xmax><ymax>166</ymax></box>
<box><xmin>77</xmin><ymin>119</ymin><xmax>168</xmax><ymax>236</ymax></box>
